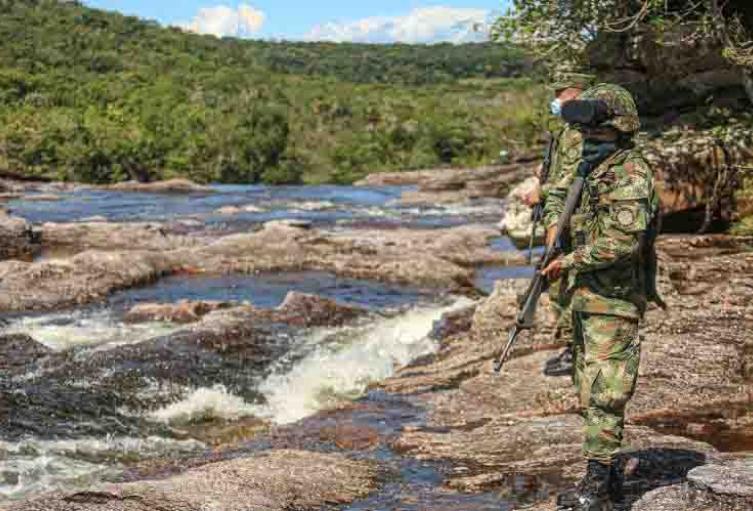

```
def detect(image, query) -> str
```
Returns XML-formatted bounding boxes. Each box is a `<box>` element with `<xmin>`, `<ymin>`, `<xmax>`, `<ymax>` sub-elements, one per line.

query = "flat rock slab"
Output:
<box><xmin>687</xmin><ymin>458</ymin><xmax>753</xmax><ymax>506</ymax></box>
<box><xmin>6</xmin><ymin>449</ymin><xmax>377</xmax><ymax>511</ymax></box>
<box><xmin>633</xmin><ymin>457</ymin><xmax>753</xmax><ymax>511</ymax></box>
<box><xmin>0</xmin><ymin>223</ymin><xmax>516</xmax><ymax>312</ymax></box>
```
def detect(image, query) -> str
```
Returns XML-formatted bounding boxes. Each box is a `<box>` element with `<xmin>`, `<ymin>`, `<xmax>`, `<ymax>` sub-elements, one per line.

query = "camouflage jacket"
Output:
<box><xmin>541</xmin><ymin>123</ymin><xmax>582</xmax><ymax>229</ymax></box>
<box><xmin>560</xmin><ymin>147</ymin><xmax>655</xmax><ymax>319</ymax></box>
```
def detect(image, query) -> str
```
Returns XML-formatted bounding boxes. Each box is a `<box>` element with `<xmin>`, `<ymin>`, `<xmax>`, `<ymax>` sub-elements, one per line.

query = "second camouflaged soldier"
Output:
<box><xmin>541</xmin><ymin>71</ymin><xmax>595</xmax><ymax>377</ymax></box>
<box><xmin>542</xmin><ymin>83</ymin><xmax>659</xmax><ymax>511</ymax></box>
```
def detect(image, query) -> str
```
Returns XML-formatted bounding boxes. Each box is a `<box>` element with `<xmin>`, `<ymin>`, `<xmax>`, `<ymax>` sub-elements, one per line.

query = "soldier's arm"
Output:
<box><xmin>560</xmin><ymin>160</ymin><xmax>651</xmax><ymax>272</ymax></box>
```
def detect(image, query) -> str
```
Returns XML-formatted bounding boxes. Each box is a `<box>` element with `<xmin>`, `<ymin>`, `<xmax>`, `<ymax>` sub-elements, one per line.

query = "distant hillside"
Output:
<box><xmin>0</xmin><ymin>0</ymin><xmax>544</xmax><ymax>184</ymax></box>
<box><xmin>246</xmin><ymin>41</ymin><xmax>531</xmax><ymax>85</ymax></box>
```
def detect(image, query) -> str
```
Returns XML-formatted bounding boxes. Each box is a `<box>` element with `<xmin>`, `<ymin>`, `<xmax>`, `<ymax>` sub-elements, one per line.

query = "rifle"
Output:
<box><xmin>494</xmin><ymin>141</ymin><xmax>618</xmax><ymax>374</ymax></box>
<box><xmin>527</xmin><ymin>133</ymin><xmax>557</xmax><ymax>264</ymax></box>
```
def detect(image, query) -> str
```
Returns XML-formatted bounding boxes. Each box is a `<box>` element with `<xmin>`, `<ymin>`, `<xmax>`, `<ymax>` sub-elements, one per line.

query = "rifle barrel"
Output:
<box><xmin>494</xmin><ymin>327</ymin><xmax>521</xmax><ymax>373</ymax></box>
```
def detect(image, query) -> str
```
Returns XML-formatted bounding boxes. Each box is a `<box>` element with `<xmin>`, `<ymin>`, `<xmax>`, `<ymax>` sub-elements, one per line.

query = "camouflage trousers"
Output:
<box><xmin>573</xmin><ymin>311</ymin><xmax>641</xmax><ymax>462</ymax></box>
<box><xmin>549</xmin><ymin>275</ymin><xmax>573</xmax><ymax>343</ymax></box>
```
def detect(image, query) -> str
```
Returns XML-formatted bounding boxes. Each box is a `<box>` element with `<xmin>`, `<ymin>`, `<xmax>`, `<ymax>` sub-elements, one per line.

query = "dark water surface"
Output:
<box><xmin>109</xmin><ymin>271</ymin><xmax>427</xmax><ymax>311</ymax></box>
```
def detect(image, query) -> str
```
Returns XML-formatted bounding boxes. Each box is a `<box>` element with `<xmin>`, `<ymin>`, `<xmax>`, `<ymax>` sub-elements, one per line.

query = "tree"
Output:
<box><xmin>495</xmin><ymin>1</ymin><xmax>753</xmax><ymax>95</ymax></box>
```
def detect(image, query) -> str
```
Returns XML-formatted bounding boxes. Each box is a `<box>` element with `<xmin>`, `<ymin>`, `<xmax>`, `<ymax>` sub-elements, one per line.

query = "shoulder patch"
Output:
<box><xmin>616</xmin><ymin>208</ymin><xmax>636</xmax><ymax>227</ymax></box>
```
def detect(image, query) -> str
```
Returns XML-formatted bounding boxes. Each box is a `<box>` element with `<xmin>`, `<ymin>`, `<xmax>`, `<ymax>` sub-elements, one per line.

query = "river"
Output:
<box><xmin>0</xmin><ymin>184</ymin><xmax>524</xmax><ymax>505</ymax></box>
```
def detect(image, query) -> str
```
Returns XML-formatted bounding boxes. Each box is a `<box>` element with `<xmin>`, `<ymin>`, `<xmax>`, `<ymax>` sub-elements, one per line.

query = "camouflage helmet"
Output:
<box><xmin>580</xmin><ymin>83</ymin><xmax>640</xmax><ymax>134</ymax></box>
<box><xmin>548</xmin><ymin>71</ymin><xmax>597</xmax><ymax>92</ymax></box>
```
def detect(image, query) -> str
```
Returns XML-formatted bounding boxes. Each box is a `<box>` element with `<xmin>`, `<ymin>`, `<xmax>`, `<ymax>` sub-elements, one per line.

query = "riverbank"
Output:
<box><xmin>4</xmin><ymin>234</ymin><xmax>752</xmax><ymax>510</ymax></box>
<box><xmin>1</xmin><ymin>175</ymin><xmax>752</xmax><ymax>510</ymax></box>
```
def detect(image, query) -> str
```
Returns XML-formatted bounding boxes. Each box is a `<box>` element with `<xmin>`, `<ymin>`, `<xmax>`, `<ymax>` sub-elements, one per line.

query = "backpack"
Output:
<box><xmin>642</xmin><ymin>184</ymin><xmax>666</xmax><ymax>309</ymax></box>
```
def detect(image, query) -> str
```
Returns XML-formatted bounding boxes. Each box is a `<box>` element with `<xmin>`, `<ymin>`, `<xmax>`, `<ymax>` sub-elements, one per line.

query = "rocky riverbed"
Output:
<box><xmin>0</xmin><ymin>174</ymin><xmax>751</xmax><ymax>510</ymax></box>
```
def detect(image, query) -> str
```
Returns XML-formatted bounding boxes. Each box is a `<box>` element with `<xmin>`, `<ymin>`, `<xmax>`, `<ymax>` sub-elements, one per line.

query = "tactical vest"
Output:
<box><xmin>569</xmin><ymin>148</ymin><xmax>660</xmax><ymax>318</ymax></box>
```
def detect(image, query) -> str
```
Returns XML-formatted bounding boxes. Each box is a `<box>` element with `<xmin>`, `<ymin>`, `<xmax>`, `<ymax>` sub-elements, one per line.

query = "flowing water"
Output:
<box><xmin>9</xmin><ymin>184</ymin><xmax>504</xmax><ymax>231</ymax></box>
<box><xmin>0</xmin><ymin>184</ymin><xmax>523</xmax><ymax>505</ymax></box>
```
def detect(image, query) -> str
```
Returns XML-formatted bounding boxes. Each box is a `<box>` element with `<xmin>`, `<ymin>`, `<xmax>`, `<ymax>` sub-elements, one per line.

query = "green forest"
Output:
<box><xmin>0</xmin><ymin>0</ymin><xmax>543</xmax><ymax>185</ymax></box>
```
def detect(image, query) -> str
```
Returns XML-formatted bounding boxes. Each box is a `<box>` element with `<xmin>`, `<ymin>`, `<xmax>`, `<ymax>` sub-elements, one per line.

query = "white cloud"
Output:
<box><xmin>305</xmin><ymin>6</ymin><xmax>491</xmax><ymax>44</ymax></box>
<box><xmin>177</xmin><ymin>4</ymin><xmax>265</xmax><ymax>38</ymax></box>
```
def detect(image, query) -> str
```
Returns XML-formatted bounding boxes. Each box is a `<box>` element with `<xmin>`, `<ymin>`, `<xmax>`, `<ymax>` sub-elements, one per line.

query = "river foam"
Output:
<box><xmin>252</xmin><ymin>297</ymin><xmax>473</xmax><ymax>424</ymax></box>
<box><xmin>149</xmin><ymin>384</ymin><xmax>257</xmax><ymax>425</ymax></box>
<box><xmin>0</xmin><ymin>436</ymin><xmax>203</xmax><ymax>502</ymax></box>
<box><xmin>3</xmin><ymin>309</ymin><xmax>177</xmax><ymax>351</ymax></box>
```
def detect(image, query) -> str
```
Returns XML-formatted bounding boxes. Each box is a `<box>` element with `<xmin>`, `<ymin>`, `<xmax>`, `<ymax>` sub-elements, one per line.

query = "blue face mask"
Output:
<box><xmin>550</xmin><ymin>98</ymin><xmax>563</xmax><ymax>117</ymax></box>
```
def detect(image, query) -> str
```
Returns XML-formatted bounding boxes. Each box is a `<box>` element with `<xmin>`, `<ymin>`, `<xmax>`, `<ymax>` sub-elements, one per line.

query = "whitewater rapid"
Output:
<box><xmin>251</xmin><ymin>297</ymin><xmax>473</xmax><ymax>424</ymax></box>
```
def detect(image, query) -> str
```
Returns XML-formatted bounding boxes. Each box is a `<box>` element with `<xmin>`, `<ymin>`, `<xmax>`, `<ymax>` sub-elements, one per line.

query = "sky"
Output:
<box><xmin>83</xmin><ymin>1</ymin><xmax>509</xmax><ymax>43</ymax></box>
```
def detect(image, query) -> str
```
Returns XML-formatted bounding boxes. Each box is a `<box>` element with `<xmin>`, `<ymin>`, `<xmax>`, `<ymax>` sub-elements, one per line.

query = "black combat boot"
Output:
<box><xmin>608</xmin><ymin>460</ymin><xmax>624</xmax><ymax>505</ymax></box>
<box><xmin>544</xmin><ymin>345</ymin><xmax>574</xmax><ymax>377</ymax></box>
<box><xmin>556</xmin><ymin>460</ymin><xmax>613</xmax><ymax>511</ymax></box>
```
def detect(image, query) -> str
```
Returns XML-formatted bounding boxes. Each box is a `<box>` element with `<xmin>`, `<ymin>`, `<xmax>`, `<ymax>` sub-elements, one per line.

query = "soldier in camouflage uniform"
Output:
<box><xmin>541</xmin><ymin>83</ymin><xmax>657</xmax><ymax>511</ymax></box>
<box><xmin>540</xmin><ymin>72</ymin><xmax>595</xmax><ymax>377</ymax></box>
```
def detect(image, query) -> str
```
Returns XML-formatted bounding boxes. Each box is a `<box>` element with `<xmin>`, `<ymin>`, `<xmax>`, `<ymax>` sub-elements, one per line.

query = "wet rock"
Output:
<box><xmin>429</xmin><ymin>303</ymin><xmax>477</xmax><ymax>341</ymax></box>
<box><xmin>269</xmin><ymin>291</ymin><xmax>366</xmax><ymax>327</ymax></box>
<box><xmin>6</xmin><ymin>449</ymin><xmax>377</xmax><ymax>511</ymax></box>
<box><xmin>319</xmin><ymin>422</ymin><xmax>381</xmax><ymax>451</ymax></box>
<box><xmin>499</xmin><ymin>176</ymin><xmax>546</xmax><ymax>249</ymax></box>
<box><xmin>0</xmin><ymin>210</ymin><xmax>38</xmax><ymax>261</ymax></box>
<box><xmin>379</xmin><ymin>279</ymin><xmax>557</xmax><ymax>395</ymax></box>
<box><xmin>0</xmin><ymin>334</ymin><xmax>51</xmax><ymax>373</ymax></box>
<box><xmin>1</xmin><ymin>295</ymin><xmax>367</xmax><ymax>439</ymax></box>
<box><xmin>124</xmin><ymin>300</ymin><xmax>234</xmax><ymax>324</ymax></box>
<box><xmin>102</xmin><ymin>178</ymin><xmax>211</xmax><ymax>194</ymax></box>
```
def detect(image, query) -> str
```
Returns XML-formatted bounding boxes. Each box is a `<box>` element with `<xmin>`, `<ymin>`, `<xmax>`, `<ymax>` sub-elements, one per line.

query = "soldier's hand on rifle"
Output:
<box><xmin>522</xmin><ymin>182</ymin><xmax>541</xmax><ymax>207</ymax></box>
<box><xmin>541</xmin><ymin>256</ymin><xmax>564</xmax><ymax>279</ymax></box>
